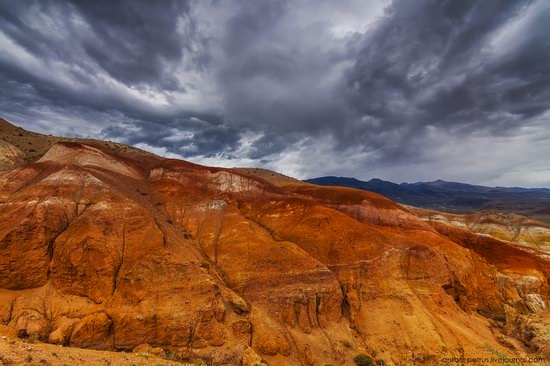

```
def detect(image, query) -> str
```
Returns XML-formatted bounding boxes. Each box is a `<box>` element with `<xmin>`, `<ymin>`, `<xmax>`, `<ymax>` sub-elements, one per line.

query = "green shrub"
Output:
<box><xmin>354</xmin><ymin>354</ymin><xmax>373</xmax><ymax>366</ymax></box>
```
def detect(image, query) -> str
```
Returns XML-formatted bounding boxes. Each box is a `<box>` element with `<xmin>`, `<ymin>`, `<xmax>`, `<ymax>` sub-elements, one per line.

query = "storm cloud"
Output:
<box><xmin>1</xmin><ymin>0</ymin><xmax>549</xmax><ymax>186</ymax></box>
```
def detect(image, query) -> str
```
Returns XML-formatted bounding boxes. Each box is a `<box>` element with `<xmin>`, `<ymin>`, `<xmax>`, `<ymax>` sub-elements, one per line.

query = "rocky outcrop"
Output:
<box><xmin>411</xmin><ymin>207</ymin><xmax>550</xmax><ymax>253</ymax></box>
<box><xmin>70</xmin><ymin>312</ymin><xmax>113</xmax><ymax>349</ymax></box>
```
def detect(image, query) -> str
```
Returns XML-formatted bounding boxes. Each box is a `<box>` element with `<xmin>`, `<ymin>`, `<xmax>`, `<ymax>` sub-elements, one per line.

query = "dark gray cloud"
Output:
<box><xmin>71</xmin><ymin>0</ymin><xmax>210</xmax><ymax>88</ymax></box>
<box><xmin>100</xmin><ymin>117</ymin><xmax>242</xmax><ymax>158</ymax></box>
<box><xmin>345</xmin><ymin>0</ymin><xmax>549</xmax><ymax>160</ymax></box>
<box><xmin>0</xmin><ymin>0</ymin><xmax>549</xmax><ymax>186</ymax></box>
<box><xmin>0</xmin><ymin>0</ymin><xmax>238</xmax><ymax>156</ymax></box>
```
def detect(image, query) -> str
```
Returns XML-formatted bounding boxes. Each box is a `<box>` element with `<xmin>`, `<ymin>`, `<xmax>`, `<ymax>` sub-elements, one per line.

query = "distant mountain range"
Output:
<box><xmin>305</xmin><ymin>176</ymin><xmax>550</xmax><ymax>221</ymax></box>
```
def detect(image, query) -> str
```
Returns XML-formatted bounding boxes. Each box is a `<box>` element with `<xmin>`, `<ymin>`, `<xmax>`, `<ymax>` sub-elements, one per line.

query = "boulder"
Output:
<box><xmin>70</xmin><ymin>312</ymin><xmax>112</xmax><ymax>349</ymax></box>
<box><xmin>48</xmin><ymin>316</ymin><xmax>79</xmax><ymax>345</ymax></box>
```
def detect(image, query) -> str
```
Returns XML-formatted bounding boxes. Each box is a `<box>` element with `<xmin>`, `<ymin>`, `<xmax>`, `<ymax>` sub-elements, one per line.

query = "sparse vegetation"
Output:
<box><xmin>0</xmin><ymin>355</ymin><xmax>14</xmax><ymax>365</ymax></box>
<box><xmin>482</xmin><ymin>344</ymin><xmax>519</xmax><ymax>366</ymax></box>
<box><xmin>340</xmin><ymin>339</ymin><xmax>353</xmax><ymax>349</ymax></box>
<box><xmin>137</xmin><ymin>352</ymin><xmax>150</xmax><ymax>359</ymax></box>
<box><xmin>165</xmin><ymin>351</ymin><xmax>202</xmax><ymax>364</ymax></box>
<box><xmin>354</xmin><ymin>354</ymin><xmax>373</xmax><ymax>366</ymax></box>
<box><xmin>164</xmin><ymin>351</ymin><xmax>181</xmax><ymax>361</ymax></box>
<box><xmin>25</xmin><ymin>354</ymin><xmax>33</xmax><ymax>362</ymax></box>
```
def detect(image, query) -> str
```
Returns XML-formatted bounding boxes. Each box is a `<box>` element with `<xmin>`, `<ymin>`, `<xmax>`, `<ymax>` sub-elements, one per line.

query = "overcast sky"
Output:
<box><xmin>1</xmin><ymin>0</ymin><xmax>549</xmax><ymax>187</ymax></box>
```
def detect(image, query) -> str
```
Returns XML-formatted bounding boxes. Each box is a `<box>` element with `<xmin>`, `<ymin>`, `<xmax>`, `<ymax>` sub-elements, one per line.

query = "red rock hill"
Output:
<box><xmin>0</xmin><ymin>119</ymin><xmax>548</xmax><ymax>365</ymax></box>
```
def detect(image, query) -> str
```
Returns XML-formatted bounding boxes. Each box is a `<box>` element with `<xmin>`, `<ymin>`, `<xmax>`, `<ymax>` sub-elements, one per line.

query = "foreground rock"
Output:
<box><xmin>0</xmin><ymin>326</ymin><xmax>188</xmax><ymax>366</ymax></box>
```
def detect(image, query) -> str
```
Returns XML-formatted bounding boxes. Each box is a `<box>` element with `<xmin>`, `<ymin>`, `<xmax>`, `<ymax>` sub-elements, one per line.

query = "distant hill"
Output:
<box><xmin>0</xmin><ymin>117</ymin><xmax>155</xmax><ymax>173</ymax></box>
<box><xmin>305</xmin><ymin>176</ymin><xmax>550</xmax><ymax>222</ymax></box>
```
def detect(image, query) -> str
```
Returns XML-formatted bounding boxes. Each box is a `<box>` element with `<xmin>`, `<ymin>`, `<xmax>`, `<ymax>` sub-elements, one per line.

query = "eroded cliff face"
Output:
<box><xmin>0</xmin><ymin>139</ymin><xmax>549</xmax><ymax>365</ymax></box>
<box><xmin>410</xmin><ymin>207</ymin><xmax>550</xmax><ymax>253</ymax></box>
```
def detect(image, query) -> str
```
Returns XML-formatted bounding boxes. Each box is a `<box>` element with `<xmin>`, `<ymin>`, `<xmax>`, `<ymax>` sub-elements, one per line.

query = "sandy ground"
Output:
<box><xmin>0</xmin><ymin>336</ymin><xmax>192</xmax><ymax>366</ymax></box>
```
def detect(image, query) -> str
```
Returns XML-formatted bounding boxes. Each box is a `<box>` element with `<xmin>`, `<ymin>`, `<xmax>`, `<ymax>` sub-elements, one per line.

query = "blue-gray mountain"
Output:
<box><xmin>305</xmin><ymin>176</ymin><xmax>550</xmax><ymax>221</ymax></box>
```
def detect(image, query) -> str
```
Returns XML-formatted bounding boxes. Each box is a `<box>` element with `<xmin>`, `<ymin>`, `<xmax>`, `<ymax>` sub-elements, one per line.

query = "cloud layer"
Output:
<box><xmin>1</xmin><ymin>0</ymin><xmax>549</xmax><ymax>186</ymax></box>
